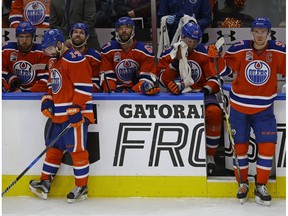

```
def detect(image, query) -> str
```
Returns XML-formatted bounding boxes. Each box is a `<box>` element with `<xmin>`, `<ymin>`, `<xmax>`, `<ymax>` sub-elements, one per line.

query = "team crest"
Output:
<box><xmin>24</xmin><ymin>1</ymin><xmax>46</xmax><ymax>25</ymax></box>
<box><xmin>13</xmin><ymin>60</ymin><xmax>35</xmax><ymax>84</ymax></box>
<box><xmin>115</xmin><ymin>59</ymin><xmax>139</xmax><ymax>82</ymax></box>
<box><xmin>245</xmin><ymin>60</ymin><xmax>270</xmax><ymax>86</ymax></box>
<box><xmin>187</xmin><ymin>60</ymin><xmax>202</xmax><ymax>82</ymax></box>
<box><xmin>51</xmin><ymin>68</ymin><xmax>62</xmax><ymax>94</ymax></box>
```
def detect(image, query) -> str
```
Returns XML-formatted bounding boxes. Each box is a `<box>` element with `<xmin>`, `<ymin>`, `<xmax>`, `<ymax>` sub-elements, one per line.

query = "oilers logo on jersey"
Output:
<box><xmin>51</xmin><ymin>68</ymin><xmax>62</xmax><ymax>94</ymax></box>
<box><xmin>245</xmin><ymin>60</ymin><xmax>270</xmax><ymax>86</ymax></box>
<box><xmin>115</xmin><ymin>59</ymin><xmax>139</xmax><ymax>82</ymax></box>
<box><xmin>187</xmin><ymin>60</ymin><xmax>202</xmax><ymax>83</ymax></box>
<box><xmin>13</xmin><ymin>60</ymin><xmax>35</xmax><ymax>84</ymax></box>
<box><xmin>24</xmin><ymin>1</ymin><xmax>46</xmax><ymax>25</ymax></box>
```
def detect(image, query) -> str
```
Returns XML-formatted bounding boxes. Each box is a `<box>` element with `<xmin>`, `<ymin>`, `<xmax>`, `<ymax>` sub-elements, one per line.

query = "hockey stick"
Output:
<box><xmin>213</xmin><ymin>37</ymin><xmax>243</xmax><ymax>185</ymax></box>
<box><xmin>2</xmin><ymin>123</ymin><xmax>72</xmax><ymax>197</ymax></box>
<box><xmin>100</xmin><ymin>72</ymin><xmax>111</xmax><ymax>93</ymax></box>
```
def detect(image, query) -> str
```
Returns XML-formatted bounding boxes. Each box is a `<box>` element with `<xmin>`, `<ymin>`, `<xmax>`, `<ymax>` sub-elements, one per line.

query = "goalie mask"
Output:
<box><xmin>42</xmin><ymin>29</ymin><xmax>65</xmax><ymax>58</ymax></box>
<box><xmin>69</xmin><ymin>23</ymin><xmax>90</xmax><ymax>48</ymax></box>
<box><xmin>115</xmin><ymin>17</ymin><xmax>135</xmax><ymax>44</ymax></box>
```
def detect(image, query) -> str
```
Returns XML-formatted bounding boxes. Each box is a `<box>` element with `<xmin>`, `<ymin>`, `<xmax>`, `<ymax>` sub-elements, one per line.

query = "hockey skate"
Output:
<box><xmin>67</xmin><ymin>186</ymin><xmax>88</xmax><ymax>203</ymax></box>
<box><xmin>29</xmin><ymin>178</ymin><xmax>51</xmax><ymax>200</ymax></box>
<box><xmin>236</xmin><ymin>181</ymin><xmax>249</xmax><ymax>204</ymax></box>
<box><xmin>254</xmin><ymin>183</ymin><xmax>271</xmax><ymax>206</ymax></box>
<box><xmin>207</xmin><ymin>155</ymin><xmax>216</xmax><ymax>174</ymax></box>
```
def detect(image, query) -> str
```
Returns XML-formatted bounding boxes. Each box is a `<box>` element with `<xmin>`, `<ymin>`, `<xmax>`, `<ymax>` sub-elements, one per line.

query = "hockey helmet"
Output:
<box><xmin>69</xmin><ymin>22</ymin><xmax>90</xmax><ymax>39</ymax></box>
<box><xmin>182</xmin><ymin>22</ymin><xmax>202</xmax><ymax>41</ymax></box>
<box><xmin>251</xmin><ymin>17</ymin><xmax>271</xmax><ymax>31</ymax></box>
<box><xmin>115</xmin><ymin>17</ymin><xmax>135</xmax><ymax>44</ymax></box>
<box><xmin>115</xmin><ymin>17</ymin><xmax>135</xmax><ymax>31</ymax></box>
<box><xmin>42</xmin><ymin>29</ymin><xmax>65</xmax><ymax>50</ymax></box>
<box><xmin>16</xmin><ymin>21</ymin><xmax>36</xmax><ymax>38</ymax></box>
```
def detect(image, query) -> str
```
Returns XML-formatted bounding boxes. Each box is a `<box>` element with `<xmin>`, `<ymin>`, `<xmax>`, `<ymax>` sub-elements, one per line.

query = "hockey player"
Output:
<box><xmin>157</xmin><ymin>22</ymin><xmax>227</xmax><ymax>175</ymax></box>
<box><xmin>209</xmin><ymin>17</ymin><xmax>286</xmax><ymax>205</ymax></box>
<box><xmin>100</xmin><ymin>16</ymin><xmax>160</xmax><ymax>94</ymax></box>
<box><xmin>9</xmin><ymin>0</ymin><xmax>50</xmax><ymax>28</ymax></box>
<box><xmin>2</xmin><ymin>21</ymin><xmax>49</xmax><ymax>92</ymax></box>
<box><xmin>69</xmin><ymin>22</ymin><xmax>102</xmax><ymax>92</ymax></box>
<box><xmin>29</xmin><ymin>29</ymin><xmax>94</xmax><ymax>203</ymax></box>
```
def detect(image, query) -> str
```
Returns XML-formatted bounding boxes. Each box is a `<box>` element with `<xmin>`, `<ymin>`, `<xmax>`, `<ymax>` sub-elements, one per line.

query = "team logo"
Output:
<box><xmin>115</xmin><ymin>59</ymin><xmax>139</xmax><ymax>82</ymax></box>
<box><xmin>51</xmin><ymin>69</ymin><xmax>62</xmax><ymax>94</ymax></box>
<box><xmin>24</xmin><ymin>1</ymin><xmax>46</xmax><ymax>25</ymax></box>
<box><xmin>13</xmin><ymin>61</ymin><xmax>35</xmax><ymax>84</ymax></box>
<box><xmin>187</xmin><ymin>60</ymin><xmax>202</xmax><ymax>82</ymax></box>
<box><xmin>10</xmin><ymin>52</ymin><xmax>18</xmax><ymax>62</ymax></box>
<box><xmin>245</xmin><ymin>60</ymin><xmax>270</xmax><ymax>86</ymax></box>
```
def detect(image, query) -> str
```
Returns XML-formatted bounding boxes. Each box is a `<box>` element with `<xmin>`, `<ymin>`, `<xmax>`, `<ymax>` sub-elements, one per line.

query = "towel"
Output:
<box><xmin>157</xmin><ymin>16</ymin><xmax>171</xmax><ymax>58</ymax></box>
<box><xmin>171</xmin><ymin>15</ymin><xmax>197</xmax><ymax>45</ymax></box>
<box><xmin>170</xmin><ymin>41</ymin><xmax>194</xmax><ymax>93</ymax></box>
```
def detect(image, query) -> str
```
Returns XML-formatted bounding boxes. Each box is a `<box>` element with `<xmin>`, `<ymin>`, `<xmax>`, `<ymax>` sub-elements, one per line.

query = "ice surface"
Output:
<box><xmin>2</xmin><ymin>197</ymin><xmax>286</xmax><ymax>216</ymax></box>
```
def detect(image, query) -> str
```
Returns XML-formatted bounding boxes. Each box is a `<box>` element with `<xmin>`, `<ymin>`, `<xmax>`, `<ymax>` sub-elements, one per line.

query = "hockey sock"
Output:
<box><xmin>256</xmin><ymin>142</ymin><xmax>276</xmax><ymax>185</ymax></box>
<box><xmin>40</xmin><ymin>148</ymin><xmax>63</xmax><ymax>180</ymax></box>
<box><xmin>234</xmin><ymin>143</ymin><xmax>249</xmax><ymax>183</ymax></box>
<box><xmin>205</xmin><ymin>104</ymin><xmax>222</xmax><ymax>156</ymax></box>
<box><xmin>70</xmin><ymin>150</ymin><xmax>89</xmax><ymax>186</ymax></box>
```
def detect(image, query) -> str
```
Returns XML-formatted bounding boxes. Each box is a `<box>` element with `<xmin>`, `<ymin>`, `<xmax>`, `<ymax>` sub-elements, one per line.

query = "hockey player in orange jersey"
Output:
<box><xmin>209</xmin><ymin>17</ymin><xmax>286</xmax><ymax>206</ymax></box>
<box><xmin>157</xmin><ymin>22</ymin><xmax>228</xmax><ymax>175</ymax></box>
<box><xmin>69</xmin><ymin>22</ymin><xmax>102</xmax><ymax>92</ymax></box>
<box><xmin>29</xmin><ymin>29</ymin><xmax>94</xmax><ymax>203</ymax></box>
<box><xmin>9</xmin><ymin>0</ymin><xmax>50</xmax><ymax>28</ymax></box>
<box><xmin>2</xmin><ymin>21</ymin><xmax>49</xmax><ymax>92</ymax></box>
<box><xmin>100</xmin><ymin>16</ymin><xmax>160</xmax><ymax>95</ymax></box>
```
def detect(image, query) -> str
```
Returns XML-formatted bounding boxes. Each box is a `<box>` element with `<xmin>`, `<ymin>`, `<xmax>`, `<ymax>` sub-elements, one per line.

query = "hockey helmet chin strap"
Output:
<box><xmin>70</xmin><ymin>36</ymin><xmax>89</xmax><ymax>48</ymax></box>
<box><xmin>116</xmin><ymin>30</ymin><xmax>135</xmax><ymax>45</ymax></box>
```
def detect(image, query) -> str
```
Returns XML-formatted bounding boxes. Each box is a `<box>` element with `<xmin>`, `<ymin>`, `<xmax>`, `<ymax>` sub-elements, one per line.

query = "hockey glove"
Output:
<box><xmin>168</xmin><ymin>80</ymin><xmax>185</xmax><ymax>95</ymax></box>
<box><xmin>166</xmin><ymin>15</ymin><xmax>176</xmax><ymax>25</ymax></box>
<box><xmin>41</xmin><ymin>95</ymin><xmax>54</xmax><ymax>118</ymax></box>
<box><xmin>141</xmin><ymin>81</ymin><xmax>160</xmax><ymax>95</ymax></box>
<box><xmin>207</xmin><ymin>44</ymin><xmax>222</xmax><ymax>58</ymax></box>
<box><xmin>66</xmin><ymin>105</ymin><xmax>85</xmax><ymax>128</ymax></box>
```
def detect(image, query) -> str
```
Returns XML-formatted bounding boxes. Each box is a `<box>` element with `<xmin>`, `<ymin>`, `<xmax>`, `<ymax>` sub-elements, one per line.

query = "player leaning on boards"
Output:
<box><xmin>157</xmin><ymin>22</ymin><xmax>229</xmax><ymax>175</ymax></box>
<box><xmin>100</xmin><ymin>16</ymin><xmax>160</xmax><ymax>95</ymax></box>
<box><xmin>29</xmin><ymin>29</ymin><xmax>94</xmax><ymax>203</ymax></box>
<box><xmin>209</xmin><ymin>17</ymin><xmax>286</xmax><ymax>206</ymax></box>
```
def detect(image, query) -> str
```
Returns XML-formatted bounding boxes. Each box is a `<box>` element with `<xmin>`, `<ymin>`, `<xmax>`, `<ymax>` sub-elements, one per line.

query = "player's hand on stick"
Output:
<box><xmin>66</xmin><ymin>105</ymin><xmax>85</xmax><ymax>128</ymax></box>
<box><xmin>41</xmin><ymin>94</ymin><xmax>54</xmax><ymax>118</ymax></box>
<box><xmin>168</xmin><ymin>79</ymin><xmax>185</xmax><ymax>95</ymax></box>
<box><xmin>207</xmin><ymin>44</ymin><xmax>222</xmax><ymax>58</ymax></box>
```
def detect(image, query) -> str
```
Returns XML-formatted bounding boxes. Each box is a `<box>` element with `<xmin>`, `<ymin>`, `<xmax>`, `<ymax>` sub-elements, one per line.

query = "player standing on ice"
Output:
<box><xmin>209</xmin><ymin>17</ymin><xmax>286</xmax><ymax>205</ymax></box>
<box><xmin>29</xmin><ymin>29</ymin><xmax>94</xmax><ymax>203</ymax></box>
<box><xmin>100</xmin><ymin>16</ymin><xmax>160</xmax><ymax>94</ymax></box>
<box><xmin>69</xmin><ymin>23</ymin><xmax>102</xmax><ymax>92</ymax></box>
<box><xmin>157</xmin><ymin>22</ymin><xmax>228</xmax><ymax>175</ymax></box>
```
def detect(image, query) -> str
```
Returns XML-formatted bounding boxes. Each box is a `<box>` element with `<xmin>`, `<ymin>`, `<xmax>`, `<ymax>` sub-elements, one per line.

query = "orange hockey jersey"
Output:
<box><xmin>100</xmin><ymin>39</ymin><xmax>157</xmax><ymax>92</ymax></box>
<box><xmin>2</xmin><ymin>42</ymin><xmax>49</xmax><ymax>92</ymax></box>
<box><xmin>224</xmin><ymin>40</ymin><xmax>286</xmax><ymax>114</ymax></box>
<box><xmin>83</xmin><ymin>47</ymin><xmax>102</xmax><ymax>92</ymax></box>
<box><xmin>157</xmin><ymin>43</ymin><xmax>227</xmax><ymax>93</ymax></box>
<box><xmin>9</xmin><ymin>0</ymin><xmax>50</xmax><ymax>28</ymax></box>
<box><xmin>47</xmin><ymin>48</ymin><xmax>94</xmax><ymax>124</ymax></box>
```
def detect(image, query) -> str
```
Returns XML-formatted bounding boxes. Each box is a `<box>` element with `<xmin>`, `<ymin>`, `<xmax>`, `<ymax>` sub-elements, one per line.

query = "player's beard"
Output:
<box><xmin>18</xmin><ymin>42</ymin><xmax>33</xmax><ymax>53</ymax></box>
<box><xmin>120</xmin><ymin>32</ymin><xmax>132</xmax><ymax>43</ymax></box>
<box><xmin>72</xmin><ymin>37</ymin><xmax>85</xmax><ymax>47</ymax></box>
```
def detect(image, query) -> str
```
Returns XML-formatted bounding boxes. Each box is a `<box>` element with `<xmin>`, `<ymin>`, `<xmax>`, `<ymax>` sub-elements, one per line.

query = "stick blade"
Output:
<box><xmin>215</xmin><ymin>37</ymin><xmax>225</xmax><ymax>51</ymax></box>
